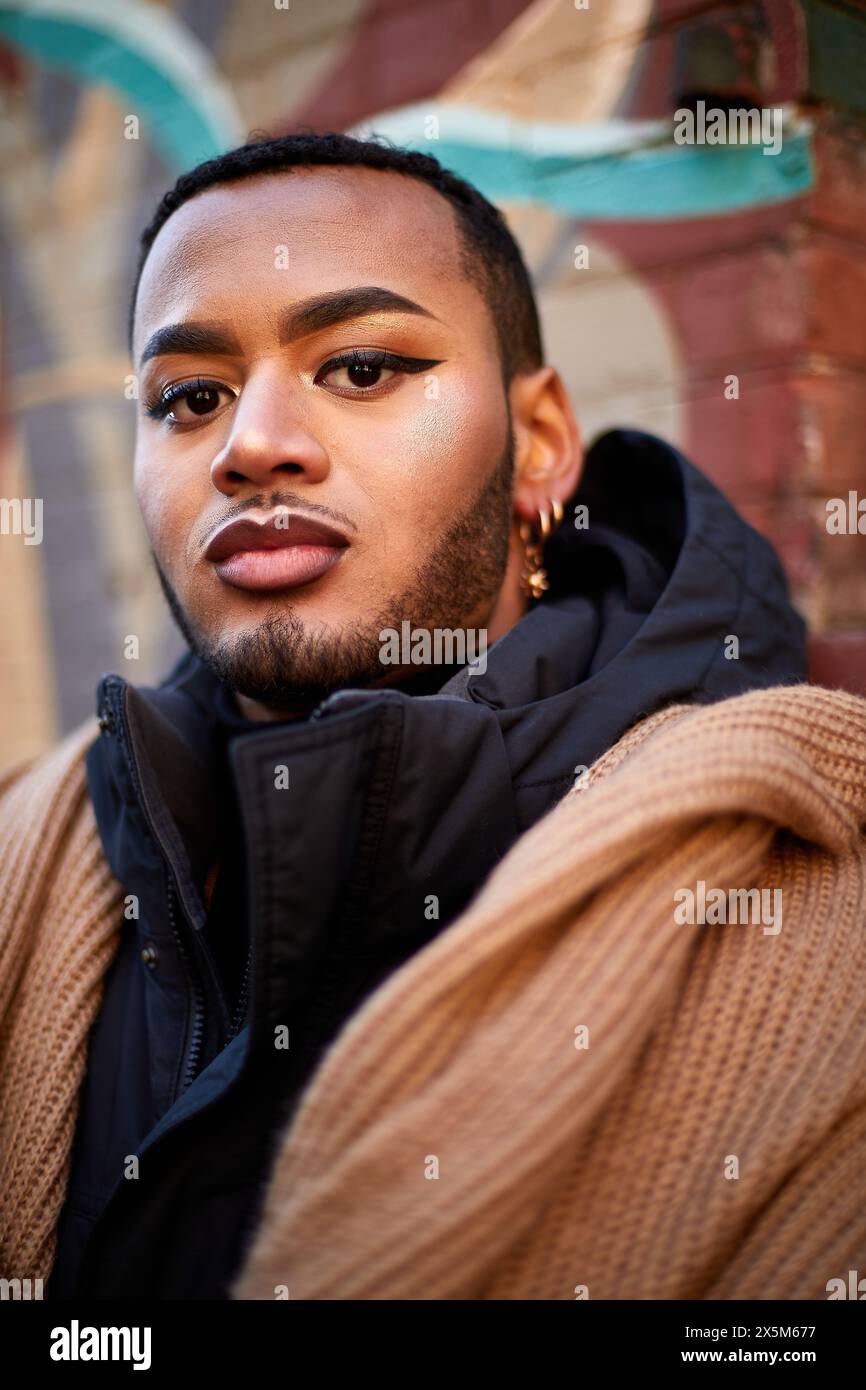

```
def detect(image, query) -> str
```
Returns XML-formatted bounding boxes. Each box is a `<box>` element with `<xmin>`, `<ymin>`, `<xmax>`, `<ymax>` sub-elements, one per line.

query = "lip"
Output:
<box><xmin>204</xmin><ymin>510</ymin><xmax>351</xmax><ymax>593</ymax></box>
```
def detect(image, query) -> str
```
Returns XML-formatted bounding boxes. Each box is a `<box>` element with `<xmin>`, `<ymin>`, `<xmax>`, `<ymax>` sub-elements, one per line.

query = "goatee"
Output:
<box><xmin>153</xmin><ymin>431</ymin><xmax>515</xmax><ymax>709</ymax></box>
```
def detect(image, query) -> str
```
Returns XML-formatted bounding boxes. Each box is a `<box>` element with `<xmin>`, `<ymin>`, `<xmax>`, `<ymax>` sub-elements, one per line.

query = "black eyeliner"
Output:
<box><xmin>315</xmin><ymin>348</ymin><xmax>443</xmax><ymax>379</ymax></box>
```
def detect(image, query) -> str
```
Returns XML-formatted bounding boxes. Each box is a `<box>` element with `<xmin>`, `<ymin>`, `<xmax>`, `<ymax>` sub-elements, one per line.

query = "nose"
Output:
<box><xmin>209</xmin><ymin>367</ymin><xmax>331</xmax><ymax>495</ymax></box>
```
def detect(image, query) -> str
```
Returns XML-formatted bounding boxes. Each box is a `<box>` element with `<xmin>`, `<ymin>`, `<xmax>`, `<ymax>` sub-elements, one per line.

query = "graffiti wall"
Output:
<box><xmin>1</xmin><ymin>0</ymin><xmax>864</xmax><ymax>768</ymax></box>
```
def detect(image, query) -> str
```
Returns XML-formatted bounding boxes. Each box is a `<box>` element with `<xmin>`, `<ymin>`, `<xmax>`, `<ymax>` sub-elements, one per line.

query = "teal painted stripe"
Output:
<box><xmin>0</xmin><ymin>13</ymin><xmax>229</xmax><ymax>170</ymax></box>
<box><xmin>384</xmin><ymin>132</ymin><xmax>815</xmax><ymax>220</ymax></box>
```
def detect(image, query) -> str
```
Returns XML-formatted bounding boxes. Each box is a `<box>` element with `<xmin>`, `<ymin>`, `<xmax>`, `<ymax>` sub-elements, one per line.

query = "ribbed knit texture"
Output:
<box><xmin>0</xmin><ymin>718</ymin><xmax>124</xmax><ymax>1279</ymax></box>
<box><xmin>2</xmin><ymin>685</ymin><xmax>866</xmax><ymax>1299</ymax></box>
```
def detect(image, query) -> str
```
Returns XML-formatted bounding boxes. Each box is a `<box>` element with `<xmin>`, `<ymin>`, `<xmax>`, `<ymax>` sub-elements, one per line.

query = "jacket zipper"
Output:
<box><xmin>225</xmin><ymin>940</ymin><xmax>253</xmax><ymax>1043</ymax></box>
<box><xmin>103</xmin><ymin>689</ymin><xmax>211</xmax><ymax>1098</ymax></box>
<box><xmin>114</xmin><ymin>686</ymin><xmax>340</xmax><ymax>1080</ymax></box>
<box><xmin>167</xmin><ymin>877</ymin><xmax>206</xmax><ymax>1092</ymax></box>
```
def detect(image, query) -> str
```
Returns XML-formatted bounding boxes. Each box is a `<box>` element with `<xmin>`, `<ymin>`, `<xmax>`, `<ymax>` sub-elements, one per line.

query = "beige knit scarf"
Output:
<box><xmin>2</xmin><ymin>683</ymin><xmax>866</xmax><ymax>1300</ymax></box>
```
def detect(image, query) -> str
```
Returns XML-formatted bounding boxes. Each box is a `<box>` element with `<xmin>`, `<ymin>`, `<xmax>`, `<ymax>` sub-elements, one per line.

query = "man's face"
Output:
<box><xmin>132</xmin><ymin>166</ymin><xmax>517</xmax><ymax>712</ymax></box>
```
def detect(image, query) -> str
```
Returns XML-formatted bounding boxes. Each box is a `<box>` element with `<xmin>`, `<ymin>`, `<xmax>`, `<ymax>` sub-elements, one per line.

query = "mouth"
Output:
<box><xmin>204</xmin><ymin>510</ymin><xmax>351</xmax><ymax>593</ymax></box>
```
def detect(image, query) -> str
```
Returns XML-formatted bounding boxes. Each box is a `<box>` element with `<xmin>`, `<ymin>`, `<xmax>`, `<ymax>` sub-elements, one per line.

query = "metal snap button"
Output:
<box><xmin>97</xmin><ymin>707</ymin><xmax>115</xmax><ymax>734</ymax></box>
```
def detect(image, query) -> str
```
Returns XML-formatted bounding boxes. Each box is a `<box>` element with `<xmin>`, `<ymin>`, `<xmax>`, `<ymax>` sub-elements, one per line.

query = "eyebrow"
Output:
<box><xmin>138</xmin><ymin>286</ymin><xmax>441</xmax><ymax>366</ymax></box>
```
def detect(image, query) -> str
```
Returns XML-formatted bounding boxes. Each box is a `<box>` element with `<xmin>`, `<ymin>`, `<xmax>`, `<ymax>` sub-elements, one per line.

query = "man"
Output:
<box><xmin>3</xmin><ymin>132</ymin><xmax>866</xmax><ymax>1302</ymax></box>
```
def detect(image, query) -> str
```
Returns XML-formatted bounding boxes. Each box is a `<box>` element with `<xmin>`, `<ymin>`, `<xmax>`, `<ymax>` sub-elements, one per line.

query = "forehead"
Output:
<box><xmin>133</xmin><ymin>165</ymin><xmax>487</xmax><ymax>353</ymax></box>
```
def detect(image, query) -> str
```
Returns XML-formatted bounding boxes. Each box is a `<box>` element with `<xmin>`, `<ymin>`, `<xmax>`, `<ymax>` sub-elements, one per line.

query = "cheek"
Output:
<box><xmin>411</xmin><ymin>377</ymin><xmax>497</xmax><ymax>466</ymax></box>
<box><xmin>359</xmin><ymin>382</ymin><xmax>502</xmax><ymax>529</ymax></box>
<box><xmin>133</xmin><ymin>446</ymin><xmax>196</xmax><ymax>563</ymax></box>
<box><xmin>402</xmin><ymin>403</ymin><xmax>466</xmax><ymax>479</ymax></box>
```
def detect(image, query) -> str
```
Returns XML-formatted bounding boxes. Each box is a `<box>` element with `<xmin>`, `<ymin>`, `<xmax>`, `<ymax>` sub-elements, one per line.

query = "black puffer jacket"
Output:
<box><xmin>47</xmin><ymin>429</ymin><xmax>807</xmax><ymax>1299</ymax></box>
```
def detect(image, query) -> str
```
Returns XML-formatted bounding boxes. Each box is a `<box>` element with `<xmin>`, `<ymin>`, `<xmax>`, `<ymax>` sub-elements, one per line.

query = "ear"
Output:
<box><xmin>508</xmin><ymin>366</ymin><xmax>583</xmax><ymax>524</ymax></box>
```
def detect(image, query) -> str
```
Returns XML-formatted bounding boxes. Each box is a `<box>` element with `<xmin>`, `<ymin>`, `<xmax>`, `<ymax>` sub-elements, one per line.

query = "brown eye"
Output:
<box><xmin>314</xmin><ymin>348</ymin><xmax>444</xmax><ymax>398</ymax></box>
<box><xmin>184</xmin><ymin>386</ymin><xmax>222</xmax><ymax>416</ymax></box>
<box><xmin>169</xmin><ymin>385</ymin><xmax>230</xmax><ymax>421</ymax></box>
<box><xmin>145</xmin><ymin>379</ymin><xmax>236</xmax><ymax>425</ymax></box>
<box><xmin>321</xmin><ymin>359</ymin><xmax>397</xmax><ymax>391</ymax></box>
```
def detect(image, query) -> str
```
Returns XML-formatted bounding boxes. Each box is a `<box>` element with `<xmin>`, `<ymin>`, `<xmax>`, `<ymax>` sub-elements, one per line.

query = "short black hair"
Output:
<box><xmin>128</xmin><ymin>129</ymin><xmax>544</xmax><ymax>382</ymax></box>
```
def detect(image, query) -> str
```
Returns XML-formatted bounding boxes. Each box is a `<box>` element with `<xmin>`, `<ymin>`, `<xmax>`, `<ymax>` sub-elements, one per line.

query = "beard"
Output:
<box><xmin>153</xmin><ymin>426</ymin><xmax>516</xmax><ymax>709</ymax></box>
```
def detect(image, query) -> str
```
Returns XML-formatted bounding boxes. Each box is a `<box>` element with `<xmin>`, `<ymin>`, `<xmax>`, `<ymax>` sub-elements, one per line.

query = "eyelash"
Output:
<box><xmin>142</xmin><ymin>349</ymin><xmax>443</xmax><ymax>425</ymax></box>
